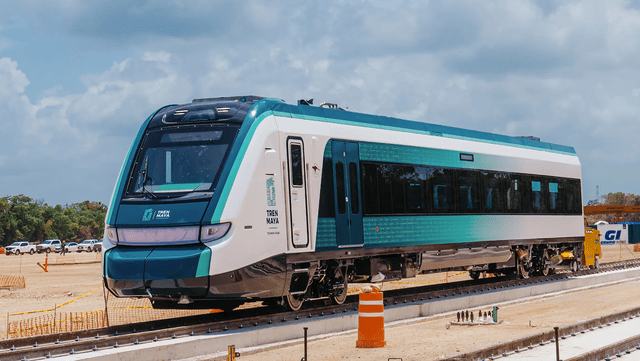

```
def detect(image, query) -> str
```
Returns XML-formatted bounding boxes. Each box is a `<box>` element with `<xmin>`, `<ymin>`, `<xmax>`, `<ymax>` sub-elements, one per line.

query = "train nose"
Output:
<box><xmin>104</xmin><ymin>244</ymin><xmax>211</xmax><ymax>298</ymax></box>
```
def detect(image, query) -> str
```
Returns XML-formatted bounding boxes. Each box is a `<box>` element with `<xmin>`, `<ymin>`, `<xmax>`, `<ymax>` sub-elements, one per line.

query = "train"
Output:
<box><xmin>102</xmin><ymin>96</ymin><xmax>584</xmax><ymax>311</ymax></box>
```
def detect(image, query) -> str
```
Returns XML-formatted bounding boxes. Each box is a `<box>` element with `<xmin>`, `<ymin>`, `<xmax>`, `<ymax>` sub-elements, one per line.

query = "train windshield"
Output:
<box><xmin>125</xmin><ymin>124</ymin><xmax>239</xmax><ymax>199</ymax></box>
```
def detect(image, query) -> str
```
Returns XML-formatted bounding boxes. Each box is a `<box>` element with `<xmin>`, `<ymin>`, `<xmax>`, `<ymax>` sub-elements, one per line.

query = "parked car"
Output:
<box><xmin>55</xmin><ymin>242</ymin><xmax>79</xmax><ymax>253</ymax></box>
<box><xmin>77</xmin><ymin>239</ymin><xmax>99</xmax><ymax>252</ymax></box>
<box><xmin>37</xmin><ymin>239</ymin><xmax>61</xmax><ymax>254</ymax></box>
<box><xmin>94</xmin><ymin>239</ymin><xmax>103</xmax><ymax>252</ymax></box>
<box><xmin>5</xmin><ymin>241</ymin><xmax>36</xmax><ymax>255</ymax></box>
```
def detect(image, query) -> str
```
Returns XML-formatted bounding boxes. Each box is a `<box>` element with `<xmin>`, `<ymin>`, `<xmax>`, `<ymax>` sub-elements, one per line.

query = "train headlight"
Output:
<box><xmin>200</xmin><ymin>223</ymin><xmax>231</xmax><ymax>243</ymax></box>
<box><xmin>104</xmin><ymin>225</ymin><xmax>118</xmax><ymax>245</ymax></box>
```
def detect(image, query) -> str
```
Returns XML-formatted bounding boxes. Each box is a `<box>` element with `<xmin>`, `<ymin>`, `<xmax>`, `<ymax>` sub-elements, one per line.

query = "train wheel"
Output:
<box><xmin>540</xmin><ymin>252</ymin><xmax>550</xmax><ymax>276</ymax></box>
<box><xmin>519</xmin><ymin>261</ymin><xmax>530</xmax><ymax>279</ymax></box>
<box><xmin>329</xmin><ymin>266</ymin><xmax>348</xmax><ymax>305</ymax></box>
<box><xmin>570</xmin><ymin>259</ymin><xmax>578</xmax><ymax>272</ymax></box>
<box><xmin>284</xmin><ymin>293</ymin><xmax>304</xmax><ymax>311</ymax></box>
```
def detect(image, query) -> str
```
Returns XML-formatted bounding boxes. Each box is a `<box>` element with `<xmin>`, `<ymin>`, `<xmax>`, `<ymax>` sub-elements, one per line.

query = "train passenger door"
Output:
<box><xmin>287</xmin><ymin>138</ymin><xmax>309</xmax><ymax>248</ymax></box>
<box><xmin>332</xmin><ymin>141</ymin><xmax>364</xmax><ymax>248</ymax></box>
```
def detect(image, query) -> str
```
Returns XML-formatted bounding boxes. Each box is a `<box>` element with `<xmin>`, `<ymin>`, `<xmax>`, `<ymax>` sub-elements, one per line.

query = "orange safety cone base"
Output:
<box><xmin>356</xmin><ymin>340</ymin><xmax>386</xmax><ymax>348</ymax></box>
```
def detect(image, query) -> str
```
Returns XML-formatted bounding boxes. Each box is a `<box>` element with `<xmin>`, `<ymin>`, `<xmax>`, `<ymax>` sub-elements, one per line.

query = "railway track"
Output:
<box><xmin>2</xmin><ymin>259</ymin><xmax>639</xmax><ymax>361</ymax></box>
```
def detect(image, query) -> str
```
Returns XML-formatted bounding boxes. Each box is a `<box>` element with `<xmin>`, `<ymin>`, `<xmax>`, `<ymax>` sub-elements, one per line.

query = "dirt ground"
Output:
<box><xmin>1</xmin><ymin>243</ymin><xmax>640</xmax><ymax>356</ymax></box>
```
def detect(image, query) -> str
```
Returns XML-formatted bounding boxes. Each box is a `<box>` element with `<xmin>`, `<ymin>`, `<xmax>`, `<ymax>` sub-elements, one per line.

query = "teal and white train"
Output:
<box><xmin>102</xmin><ymin>96</ymin><xmax>584</xmax><ymax>311</ymax></box>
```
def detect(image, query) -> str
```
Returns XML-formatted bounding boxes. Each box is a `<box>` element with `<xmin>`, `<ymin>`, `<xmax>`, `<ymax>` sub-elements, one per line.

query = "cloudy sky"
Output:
<box><xmin>1</xmin><ymin>0</ymin><xmax>639</xmax><ymax>206</ymax></box>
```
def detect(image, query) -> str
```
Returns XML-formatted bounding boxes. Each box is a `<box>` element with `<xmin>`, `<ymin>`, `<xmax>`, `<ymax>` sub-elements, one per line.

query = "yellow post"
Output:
<box><xmin>227</xmin><ymin>345</ymin><xmax>240</xmax><ymax>361</ymax></box>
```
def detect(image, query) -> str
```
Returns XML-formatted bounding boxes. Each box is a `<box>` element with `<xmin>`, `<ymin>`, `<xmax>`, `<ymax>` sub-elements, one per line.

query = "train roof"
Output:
<box><xmin>150</xmin><ymin>96</ymin><xmax>576</xmax><ymax>155</ymax></box>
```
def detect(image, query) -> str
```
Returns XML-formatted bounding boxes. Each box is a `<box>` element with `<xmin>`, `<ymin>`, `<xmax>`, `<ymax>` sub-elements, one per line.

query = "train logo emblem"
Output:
<box><xmin>266</xmin><ymin>177</ymin><xmax>276</xmax><ymax>206</ymax></box>
<box><xmin>142</xmin><ymin>209</ymin><xmax>154</xmax><ymax>221</ymax></box>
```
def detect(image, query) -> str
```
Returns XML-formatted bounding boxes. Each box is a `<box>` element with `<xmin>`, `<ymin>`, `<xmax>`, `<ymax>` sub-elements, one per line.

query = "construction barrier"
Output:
<box><xmin>0</xmin><ymin>274</ymin><xmax>25</xmax><ymax>289</ymax></box>
<box><xmin>356</xmin><ymin>286</ymin><xmax>386</xmax><ymax>348</ymax></box>
<box><xmin>8</xmin><ymin>311</ymin><xmax>107</xmax><ymax>338</ymax></box>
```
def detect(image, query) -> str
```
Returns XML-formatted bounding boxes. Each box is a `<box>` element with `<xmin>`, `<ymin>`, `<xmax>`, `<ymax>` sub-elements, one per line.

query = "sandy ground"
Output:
<box><xmin>1</xmin><ymin>243</ymin><xmax>639</xmax><ymax>355</ymax></box>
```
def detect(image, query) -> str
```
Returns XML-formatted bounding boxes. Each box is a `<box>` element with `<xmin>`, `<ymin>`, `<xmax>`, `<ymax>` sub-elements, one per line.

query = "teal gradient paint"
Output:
<box><xmin>105</xmin><ymin>246</ymin><xmax>153</xmax><ymax>280</ymax></box>
<box><xmin>316</xmin><ymin>217</ymin><xmax>337</xmax><ymax>250</ymax></box>
<box><xmin>106</xmin><ymin>244</ymin><xmax>211</xmax><ymax>280</ymax></box>
<box><xmin>196</xmin><ymin>247</ymin><xmax>212</xmax><ymax>277</ymax></box>
<box><xmin>363</xmin><ymin>216</ymin><xmax>500</xmax><ymax>248</ymax></box>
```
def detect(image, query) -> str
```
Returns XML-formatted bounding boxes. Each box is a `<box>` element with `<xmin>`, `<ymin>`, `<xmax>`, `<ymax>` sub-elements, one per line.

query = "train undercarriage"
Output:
<box><xmin>277</xmin><ymin>241</ymin><xmax>586</xmax><ymax>311</ymax></box>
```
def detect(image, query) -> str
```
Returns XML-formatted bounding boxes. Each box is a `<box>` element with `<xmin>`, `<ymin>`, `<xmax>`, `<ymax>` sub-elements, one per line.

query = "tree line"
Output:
<box><xmin>585</xmin><ymin>192</ymin><xmax>640</xmax><ymax>224</ymax></box>
<box><xmin>0</xmin><ymin>195</ymin><xmax>107</xmax><ymax>246</ymax></box>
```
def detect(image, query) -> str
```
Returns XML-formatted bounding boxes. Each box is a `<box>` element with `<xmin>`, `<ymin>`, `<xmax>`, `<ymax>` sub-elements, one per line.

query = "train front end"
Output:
<box><xmin>102</xmin><ymin>96</ymin><xmax>282</xmax><ymax>309</ymax></box>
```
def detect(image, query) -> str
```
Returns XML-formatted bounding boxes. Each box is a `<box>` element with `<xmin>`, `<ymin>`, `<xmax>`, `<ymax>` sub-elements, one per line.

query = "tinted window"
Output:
<box><xmin>482</xmin><ymin>171</ymin><xmax>505</xmax><ymax>213</ymax></box>
<box><xmin>505</xmin><ymin>175</ymin><xmax>522</xmax><ymax>213</ymax></box>
<box><xmin>290</xmin><ymin>144</ymin><xmax>303</xmax><ymax>187</ymax></box>
<box><xmin>377</xmin><ymin>164</ymin><xmax>393</xmax><ymax>214</ymax></box>
<box><xmin>431</xmin><ymin>168</ymin><xmax>455</xmax><ymax>213</ymax></box>
<box><xmin>318</xmin><ymin>157</ymin><xmax>335</xmax><ymax>217</ymax></box>
<box><xmin>548</xmin><ymin>180</ymin><xmax>560</xmax><ymax>213</ymax></box>
<box><xmin>528</xmin><ymin>179</ymin><xmax>547</xmax><ymax>213</ymax></box>
<box><xmin>335</xmin><ymin>162</ymin><xmax>346</xmax><ymax>215</ymax></box>
<box><xmin>349</xmin><ymin>163</ymin><xmax>360</xmax><ymax>214</ymax></box>
<box><xmin>458</xmin><ymin>170</ymin><xmax>480</xmax><ymax>213</ymax></box>
<box><xmin>362</xmin><ymin>163</ymin><xmax>379</xmax><ymax>215</ymax></box>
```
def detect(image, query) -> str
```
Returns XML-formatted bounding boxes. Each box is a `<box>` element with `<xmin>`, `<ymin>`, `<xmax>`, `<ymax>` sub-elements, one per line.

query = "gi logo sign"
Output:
<box><xmin>142</xmin><ymin>209</ymin><xmax>154</xmax><ymax>221</ymax></box>
<box><xmin>266</xmin><ymin>177</ymin><xmax>276</xmax><ymax>206</ymax></box>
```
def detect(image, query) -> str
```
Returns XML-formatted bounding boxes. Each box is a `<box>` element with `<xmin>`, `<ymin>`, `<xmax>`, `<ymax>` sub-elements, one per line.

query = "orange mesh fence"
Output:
<box><xmin>0</xmin><ymin>274</ymin><xmax>25</xmax><ymax>289</ymax></box>
<box><xmin>8</xmin><ymin>311</ymin><xmax>107</xmax><ymax>338</ymax></box>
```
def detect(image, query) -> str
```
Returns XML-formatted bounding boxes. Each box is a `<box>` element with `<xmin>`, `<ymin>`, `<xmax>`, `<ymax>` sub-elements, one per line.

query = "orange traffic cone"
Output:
<box><xmin>356</xmin><ymin>286</ymin><xmax>386</xmax><ymax>348</ymax></box>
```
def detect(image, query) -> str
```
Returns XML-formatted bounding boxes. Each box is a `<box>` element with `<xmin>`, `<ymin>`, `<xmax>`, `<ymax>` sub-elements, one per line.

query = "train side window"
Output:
<box><xmin>362</xmin><ymin>163</ymin><xmax>379</xmax><ymax>215</ymax></box>
<box><xmin>529</xmin><ymin>179</ymin><xmax>547</xmax><ymax>213</ymax></box>
<box><xmin>482</xmin><ymin>171</ymin><xmax>505</xmax><ymax>213</ymax></box>
<box><xmin>565</xmin><ymin>179</ymin><xmax>582</xmax><ymax>215</ymax></box>
<box><xmin>335</xmin><ymin>162</ymin><xmax>346</xmax><ymax>215</ymax></box>
<box><xmin>377</xmin><ymin>164</ymin><xmax>393</xmax><ymax>214</ymax></box>
<box><xmin>431</xmin><ymin>168</ymin><xmax>455</xmax><ymax>213</ymax></box>
<box><xmin>349</xmin><ymin>162</ymin><xmax>360</xmax><ymax>214</ymax></box>
<box><xmin>406</xmin><ymin>165</ymin><xmax>427</xmax><ymax>214</ymax></box>
<box><xmin>318</xmin><ymin>157</ymin><xmax>335</xmax><ymax>217</ymax></box>
<box><xmin>391</xmin><ymin>165</ymin><xmax>406</xmax><ymax>214</ymax></box>
<box><xmin>505</xmin><ymin>175</ymin><xmax>522</xmax><ymax>213</ymax></box>
<box><xmin>458</xmin><ymin>170</ymin><xmax>480</xmax><ymax>213</ymax></box>
<box><xmin>290</xmin><ymin>144</ymin><xmax>304</xmax><ymax>187</ymax></box>
<box><xmin>548</xmin><ymin>181</ymin><xmax>560</xmax><ymax>213</ymax></box>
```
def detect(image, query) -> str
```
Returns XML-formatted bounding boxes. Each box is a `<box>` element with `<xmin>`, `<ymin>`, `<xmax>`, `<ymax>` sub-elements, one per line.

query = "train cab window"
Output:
<box><xmin>431</xmin><ymin>168</ymin><xmax>455</xmax><ymax>213</ymax></box>
<box><xmin>335</xmin><ymin>162</ymin><xmax>346</xmax><ymax>214</ymax></box>
<box><xmin>349</xmin><ymin>163</ymin><xmax>360</xmax><ymax>214</ymax></box>
<box><xmin>505</xmin><ymin>176</ymin><xmax>522</xmax><ymax>213</ymax></box>
<box><xmin>482</xmin><ymin>171</ymin><xmax>505</xmax><ymax>213</ymax></box>
<box><xmin>458</xmin><ymin>170</ymin><xmax>480</xmax><ymax>213</ymax></box>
